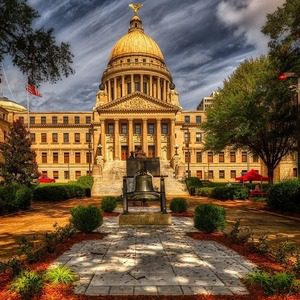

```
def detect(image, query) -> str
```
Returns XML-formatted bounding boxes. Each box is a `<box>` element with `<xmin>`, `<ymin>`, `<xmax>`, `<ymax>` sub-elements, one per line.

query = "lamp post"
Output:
<box><xmin>278</xmin><ymin>72</ymin><xmax>300</xmax><ymax>178</ymax></box>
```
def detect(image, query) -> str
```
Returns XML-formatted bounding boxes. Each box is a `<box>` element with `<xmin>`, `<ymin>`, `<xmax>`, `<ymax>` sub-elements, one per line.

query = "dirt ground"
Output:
<box><xmin>0</xmin><ymin>196</ymin><xmax>299</xmax><ymax>260</ymax></box>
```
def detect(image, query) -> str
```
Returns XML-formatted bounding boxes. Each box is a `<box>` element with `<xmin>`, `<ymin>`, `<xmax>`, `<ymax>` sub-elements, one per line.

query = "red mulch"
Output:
<box><xmin>171</xmin><ymin>211</ymin><xmax>194</xmax><ymax>217</ymax></box>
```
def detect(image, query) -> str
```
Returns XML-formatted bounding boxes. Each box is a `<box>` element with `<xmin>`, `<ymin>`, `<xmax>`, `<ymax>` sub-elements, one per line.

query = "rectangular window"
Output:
<box><xmin>30</xmin><ymin>116</ymin><xmax>35</xmax><ymax>124</ymax></box>
<box><xmin>293</xmin><ymin>168</ymin><xmax>298</xmax><ymax>177</ymax></box>
<box><xmin>134</xmin><ymin>123</ymin><xmax>141</xmax><ymax>134</ymax></box>
<box><xmin>75</xmin><ymin>152</ymin><xmax>81</xmax><ymax>163</ymax></box>
<box><xmin>52</xmin><ymin>116</ymin><xmax>57</xmax><ymax>124</ymax></box>
<box><xmin>41</xmin><ymin>152</ymin><xmax>47</xmax><ymax>163</ymax></box>
<box><xmin>219</xmin><ymin>152</ymin><xmax>224</xmax><ymax>163</ymax></box>
<box><xmin>63</xmin><ymin>133</ymin><xmax>69</xmax><ymax>143</ymax></box>
<box><xmin>208</xmin><ymin>170</ymin><xmax>214</xmax><ymax>179</ymax></box>
<box><xmin>143</xmin><ymin>82</ymin><xmax>147</xmax><ymax>94</ymax></box>
<box><xmin>86</xmin><ymin>116</ymin><xmax>91</xmax><ymax>124</ymax></box>
<box><xmin>184</xmin><ymin>151</ymin><xmax>190</xmax><ymax>163</ymax></box>
<box><xmin>107</xmin><ymin>123</ymin><xmax>114</xmax><ymax>134</ymax></box>
<box><xmin>196</xmin><ymin>116</ymin><xmax>201</xmax><ymax>124</ymax></box>
<box><xmin>127</xmin><ymin>82</ymin><xmax>131</xmax><ymax>94</ymax></box>
<box><xmin>30</xmin><ymin>133</ymin><xmax>36</xmax><ymax>143</ymax></box>
<box><xmin>242</xmin><ymin>151</ymin><xmax>248</xmax><ymax>163</ymax></box>
<box><xmin>161</xmin><ymin>123</ymin><xmax>168</xmax><ymax>134</ymax></box>
<box><xmin>53</xmin><ymin>152</ymin><xmax>58</xmax><ymax>164</ymax></box>
<box><xmin>196</xmin><ymin>152</ymin><xmax>202</xmax><ymax>163</ymax></box>
<box><xmin>41</xmin><ymin>133</ymin><xmax>47</xmax><ymax>143</ymax></box>
<box><xmin>196</xmin><ymin>170</ymin><xmax>202</xmax><ymax>179</ymax></box>
<box><xmin>135</xmin><ymin>81</ymin><xmax>140</xmax><ymax>92</ymax></box>
<box><xmin>42</xmin><ymin>170</ymin><xmax>48</xmax><ymax>176</ymax></box>
<box><xmin>121</xmin><ymin>123</ymin><xmax>127</xmax><ymax>134</ymax></box>
<box><xmin>208</xmin><ymin>151</ymin><xmax>213</xmax><ymax>163</ymax></box>
<box><xmin>75</xmin><ymin>170</ymin><xmax>81</xmax><ymax>179</ymax></box>
<box><xmin>253</xmin><ymin>154</ymin><xmax>259</xmax><ymax>163</ymax></box>
<box><xmin>230</xmin><ymin>170</ymin><xmax>236</xmax><ymax>179</ymax></box>
<box><xmin>74</xmin><ymin>116</ymin><xmax>80</xmax><ymax>124</ymax></box>
<box><xmin>219</xmin><ymin>170</ymin><xmax>225</xmax><ymax>179</ymax></box>
<box><xmin>41</xmin><ymin>116</ymin><xmax>46</xmax><ymax>124</ymax></box>
<box><xmin>184</xmin><ymin>115</ymin><xmax>190</xmax><ymax>123</ymax></box>
<box><xmin>64</xmin><ymin>152</ymin><xmax>69</xmax><ymax>164</ymax></box>
<box><xmin>19</xmin><ymin>116</ymin><xmax>24</xmax><ymax>123</ymax></box>
<box><xmin>86</xmin><ymin>132</ymin><xmax>91</xmax><ymax>143</ymax></box>
<box><xmin>64</xmin><ymin>171</ymin><xmax>70</xmax><ymax>180</ymax></box>
<box><xmin>195</xmin><ymin>132</ymin><xmax>202</xmax><ymax>143</ymax></box>
<box><xmin>148</xmin><ymin>123</ymin><xmax>155</xmax><ymax>134</ymax></box>
<box><xmin>230</xmin><ymin>151</ymin><xmax>236</xmax><ymax>163</ymax></box>
<box><xmin>53</xmin><ymin>171</ymin><xmax>59</xmax><ymax>179</ymax></box>
<box><xmin>52</xmin><ymin>133</ymin><xmax>58</xmax><ymax>143</ymax></box>
<box><xmin>86</xmin><ymin>152</ymin><xmax>92</xmax><ymax>163</ymax></box>
<box><xmin>63</xmin><ymin>116</ymin><xmax>68</xmax><ymax>124</ymax></box>
<box><xmin>74</xmin><ymin>133</ymin><xmax>80</xmax><ymax>143</ymax></box>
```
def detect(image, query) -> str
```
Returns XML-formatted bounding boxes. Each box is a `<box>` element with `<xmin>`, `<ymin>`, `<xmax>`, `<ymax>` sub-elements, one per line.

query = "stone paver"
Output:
<box><xmin>53</xmin><ymin>214</ymin><xmax>256</xmax><ymax>296</ymax></box>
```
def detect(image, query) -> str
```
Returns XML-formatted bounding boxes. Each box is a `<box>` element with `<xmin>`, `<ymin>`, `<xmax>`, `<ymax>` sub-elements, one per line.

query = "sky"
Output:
<box><xmin>1</xmin><ymin>0</ymin><xmax>285</xmax><ymax>112</ymax></box>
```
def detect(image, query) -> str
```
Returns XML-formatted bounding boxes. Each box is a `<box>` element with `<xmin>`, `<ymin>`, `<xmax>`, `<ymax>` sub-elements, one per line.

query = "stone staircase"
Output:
<box><xmin>92</xmin><ymin>160</ymin><xmax>126</xmax><ymax>196</ymax></box>
<box><xmin>160</xmin><ymin>162</ymin><xmax>189</xmax><ymax>196</ymax></box>
<box><xmin>91</xmin><ymin>160</ymin><xmax>188</xmax><ymax>197</ymax></box>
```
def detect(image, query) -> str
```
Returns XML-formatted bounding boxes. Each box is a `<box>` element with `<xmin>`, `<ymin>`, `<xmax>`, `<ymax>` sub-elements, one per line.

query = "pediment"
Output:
<box><xmin>97</xmin><ymin>92</ymin><xmax>180</xmax><ymax>113</ymax></box>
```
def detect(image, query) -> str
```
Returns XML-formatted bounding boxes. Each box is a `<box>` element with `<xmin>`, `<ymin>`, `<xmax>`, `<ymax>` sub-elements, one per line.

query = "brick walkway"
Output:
<box><xmin>53</xmin><ymin>215</ymin><xmax>255</xmax><ymax>296</ymax></box>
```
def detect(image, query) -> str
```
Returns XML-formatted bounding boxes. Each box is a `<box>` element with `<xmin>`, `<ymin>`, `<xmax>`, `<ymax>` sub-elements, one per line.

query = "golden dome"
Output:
<box><xmin>0</xmin><ymin>97</ymin><xmax>27</xmax><ymax>112</ymax></box>
<box><xmin>109</xmin><ymin>15</ymin><xmax>164</xmax><ymax>62</ymax></box>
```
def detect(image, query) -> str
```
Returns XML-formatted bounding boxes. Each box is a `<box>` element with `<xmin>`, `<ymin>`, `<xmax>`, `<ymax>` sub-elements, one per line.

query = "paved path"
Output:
<box><xmin>54</xmin><ymin>215</ymin><xmax>256</xmax><ymax>296</ymax></box>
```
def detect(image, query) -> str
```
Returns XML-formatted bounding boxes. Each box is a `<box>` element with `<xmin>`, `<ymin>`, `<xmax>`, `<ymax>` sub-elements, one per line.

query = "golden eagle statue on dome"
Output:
<box><xmin>129</xmin><ymin>3</ymin><xmax>143</xmax><ymax>15</ymax></box>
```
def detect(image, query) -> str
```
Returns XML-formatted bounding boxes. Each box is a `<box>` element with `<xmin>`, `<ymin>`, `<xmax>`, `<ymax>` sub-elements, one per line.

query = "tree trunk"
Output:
<box><xmin>267</xmin><ymin>166</ymin><xmax>274</xmax><ymax>185</ymax></box>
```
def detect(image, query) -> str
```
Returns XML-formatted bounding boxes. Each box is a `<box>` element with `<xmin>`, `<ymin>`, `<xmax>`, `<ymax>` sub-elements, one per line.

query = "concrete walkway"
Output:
<box><xmin>54</xmin><ymin>215</ymin><xmax>256</xmax><ymax>296</ymax></box>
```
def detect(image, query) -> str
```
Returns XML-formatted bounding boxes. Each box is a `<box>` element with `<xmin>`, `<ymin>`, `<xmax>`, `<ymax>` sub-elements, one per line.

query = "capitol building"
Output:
<box><xmin>0</xmin><ymin>6</ymin><xmax>297</xmax><ymax>195</ymax></box>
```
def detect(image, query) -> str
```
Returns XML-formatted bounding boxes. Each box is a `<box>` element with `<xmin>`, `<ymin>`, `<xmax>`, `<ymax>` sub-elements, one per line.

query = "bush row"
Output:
<box><xmin>267</xmin><ymin>180</ymin><xmax>300</xmax><ymax>213</ymax></box>
<box><xmin>0</xmin><ymin>185</ymin><xmax>32</xmax><ymax>215</ymax></box>
<box><xmin>33</xmin><ymin>183</ymin><xmax>85</xmax><ymax>201</ymax></box>
<box><xmin>211</xmin><ymin>186</ymin><xmax>249</xmax><ymax>200</ymax></box>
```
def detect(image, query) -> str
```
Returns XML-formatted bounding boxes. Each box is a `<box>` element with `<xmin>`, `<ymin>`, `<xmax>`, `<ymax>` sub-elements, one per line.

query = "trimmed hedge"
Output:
<box><xmin>195</xmin><ymin>187</ymin><xmax>214</xmax><ymax>197</ymax></box>
<box><xmin>33</xmin><ymin>184</ymin><xmax>85</xmax><ymax>202</ymax></box>
<box><xmin>185</xmin><ymin>177</ymin><xmax>229</xmax><ymax>195</ymax></box>
<box><xmin>194</xmin><ymin>204</ymin><xmax>226</xmax><ymax>233</ymax></box>
<box><xmin>101</xmin><ymin>196</ymin><xmax>117</xmax><ymax>212</ymax></box>
<box><xmin>267</xmin><ymin>180</ymin><xmax>300</xmax><ymax>213</ymax></box>
<box><xmin>211</xmin><ymin>186</ymin><xmax>248</xmax><ymax>200</ymax></box>
<box><xmin>169</xmin><ymin>198</ymin><xmax>188</xmax><ymax>213</ymax></box>
<box><xmin>0</xmin><ymin>184</ymin><xmax>32</xmax><ymax>214</ymax></box>
<box><xmin>70</xmin><ymin>205</ymin><xmax>102</xmax><ymax>233</ymax></box>
<box><xmin>77</xmin><ymin>176</ymin><xmax>94</xmax><ymax>188</ymax></box>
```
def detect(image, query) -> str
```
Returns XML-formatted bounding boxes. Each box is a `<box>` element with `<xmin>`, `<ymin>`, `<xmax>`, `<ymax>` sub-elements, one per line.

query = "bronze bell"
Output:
<box><xmin>134</xmin><ymin>172</ymin><xmax>154</xmax><ymax>192</ymax></box>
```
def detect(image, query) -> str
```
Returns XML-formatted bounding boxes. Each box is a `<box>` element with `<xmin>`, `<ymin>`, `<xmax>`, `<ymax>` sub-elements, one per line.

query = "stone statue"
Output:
<box><xmin>96</xmin><ymin>155</ymin><xmax>104</xmax><ymax>175</ymax></box>
<box><xmin>129</xmin><ymin>3</ymin><xmax>143</xmax><ymax>15</ymax></box>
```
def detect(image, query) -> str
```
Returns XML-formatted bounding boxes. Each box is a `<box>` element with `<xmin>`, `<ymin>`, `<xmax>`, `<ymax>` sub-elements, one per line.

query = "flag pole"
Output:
<box><xmin>26</xmin><ymin>79</ymin><xmax>30</xmax><ymax>132</ymax></box>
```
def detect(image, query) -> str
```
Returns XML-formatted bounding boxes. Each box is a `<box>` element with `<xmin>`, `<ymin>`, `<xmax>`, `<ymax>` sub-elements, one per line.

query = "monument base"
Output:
<box><xmin>119</xmin><ymin>212</ymin><xmax>171</xmax><ymax>225</ymax></box>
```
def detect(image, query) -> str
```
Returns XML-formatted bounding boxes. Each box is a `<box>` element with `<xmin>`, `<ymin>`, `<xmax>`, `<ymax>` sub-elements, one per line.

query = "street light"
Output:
<box><xmin>278</xmin><ymin>72</ymin><xmax>300</xmax><ymax>178</ymax></box>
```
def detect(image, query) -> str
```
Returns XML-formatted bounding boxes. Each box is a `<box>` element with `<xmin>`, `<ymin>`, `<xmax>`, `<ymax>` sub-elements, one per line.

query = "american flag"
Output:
<box><xmin>26</xmin><ymin>84</ymin><xmax>42</xmax><ymax>97</ymax></box>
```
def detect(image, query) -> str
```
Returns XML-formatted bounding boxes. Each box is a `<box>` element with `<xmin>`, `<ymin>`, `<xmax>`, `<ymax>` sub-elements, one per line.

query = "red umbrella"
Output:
<box><xmin>236</xmin><ymin>169</ymin><xmax>269</xmax><ymax>182</ymax></box>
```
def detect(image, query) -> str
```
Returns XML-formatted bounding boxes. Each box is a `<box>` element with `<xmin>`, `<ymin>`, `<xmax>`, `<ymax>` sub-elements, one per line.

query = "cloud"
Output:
<box><xmin>216</xmin><ymin>0</ymin><xmax>285</xmax><ymax>53</ymax></box>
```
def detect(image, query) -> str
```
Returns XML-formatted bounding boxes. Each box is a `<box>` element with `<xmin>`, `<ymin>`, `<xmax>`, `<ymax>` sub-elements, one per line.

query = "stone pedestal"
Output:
<box><xmin>119</xmin><ymin>212</ymin><xmax>171</xmax><ymax>225</ymax></box>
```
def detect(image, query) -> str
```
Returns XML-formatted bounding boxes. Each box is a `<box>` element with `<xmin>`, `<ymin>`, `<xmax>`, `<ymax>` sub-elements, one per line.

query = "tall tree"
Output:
<box><xmin>202</xmin><ymin>56</ymin><xmax>298</xmax><ymax>183</ymax></box>
<box><xmin>262</xmin><ymin>0</ymin><xmax>300</xmax><ymax>74</ymax></box>
<box><xmin>0</xmin><ymin>119</ymin><xmax>39</xmax><ymax>185</ymax></box>
<box><xmin>0</xmin><ymin>0</ymin><xmax>74</xmax><ymax>85</ymax></box>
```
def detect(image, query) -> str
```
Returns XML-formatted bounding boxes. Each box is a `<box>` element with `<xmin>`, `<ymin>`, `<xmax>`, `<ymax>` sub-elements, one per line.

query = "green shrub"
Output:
<box><xmin>267</xmin><ymin>180</ymin><xmax>300</xmax><ymax>213</ymax></box>
<box><xmin>10</xmin><ymin>271</ymin><xmax>43</xmax><ymax>300</ymax></box>
<box><xmin>33</xmin><ymin>184</ymin><xmax>85</xmax><ymax>202</ymax></box>
<box><xmin>45</xmin><ymin>265</ymin><xmax>76</xmax><ymax>284</ymax></box>
<box><xmin>194</xmin><ymin>204</ymin><xmax>226</xmax><ymax>233</ymax></box>
<box><xmin>246</xmin><ymin>270</ymin><xmax>299</xmax><ymax>295</ymax></box>
<box><xmin>195</xmin><ymin>187</ymin><xmax>214</xmax><ymax>197</ymax></box>
<box><xmin>273</xmin><ymin>241</ymin><xmax>297</xmax><ymax>265</ymax></box>
<box><xmin>228</xmin><ymin>218</ymin><xmax>251</xmax><ymax>244</ymax></box>
<box><xmin>0</xmin><ymin>184</ymin><xmax>19</xmax><ymax>213</ymax></box>
<box><xmin>101</xmin><ymin>196</ymin><xmax>117</xmax><ymax>212</ymax></box>
<box><xmin>77</xmin><ymin>176</ymin><xmax>94</xmax><ymax>188</ymax></box>
<box><xmin>0</xmin><ymin>257</ymin><xmax>23</xmax><ymax>277</ymax></box>
<box><xmin>17</xmin><ymin>237</ymin><xmax>45</xmax><ymax>263</ymax></box>
<box><xmin>211</xmin><ymin>186</ymin><xmax>248</xmax><ymax>200</ymax></box>
<box><xmin>15</xmin><ymin>186</ymin><xmax>32</xmax><ymax>210</ymax></box>
<box><xmin>169</xmin><ymin>197</ymin><xmax>188</xmax><ymax>213</ymax></box>
<box><xmin>70</xmin><ymin>205</ymin><xmax>102</xmax><ymax>233</ymax></box>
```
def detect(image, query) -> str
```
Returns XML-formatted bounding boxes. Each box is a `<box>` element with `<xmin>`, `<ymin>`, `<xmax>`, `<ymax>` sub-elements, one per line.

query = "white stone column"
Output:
<box><xmin>108</xmin><ymin>80</ymin><xmax>111</xmax><ymax>101</ymax></box>
<box><xmin>143</xmin><ymin>119</ymin><xmax>148</xmax><ymax>156</ymax></box>
<box><xmin>113</xmin><ymin>77</ymin><xmax>117</xmax><ymax>100</ymax></box>
<box><xmin>114</xmin><ymin>119</ymin><xmax>120</xmax><ymax>159</ymax></box>
<box><xmin>157</xmin><ymin>77</ymin><xmax>161</xmax><ymax>100</ymax></box>
<box><xmin>122</xmin><ymin>75</ymin><xmax>125</xmax><ymax>97</ymax></box>
<box><xmin>150</xmin><ymin>76</ymin><xmax>153</xmax><ymax>97</ymax></box>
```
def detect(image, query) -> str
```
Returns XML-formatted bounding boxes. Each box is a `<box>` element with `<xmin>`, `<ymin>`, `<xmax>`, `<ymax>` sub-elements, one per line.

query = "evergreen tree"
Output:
<box><xmin>0</xmin><ymin>0</ymin><xmax>74</xmax><ymax>85</ymax></box>
<box><xmin>0</xmin><ymin>119</ymin><xmax>39</xmax><ymax>185</ymax></box>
